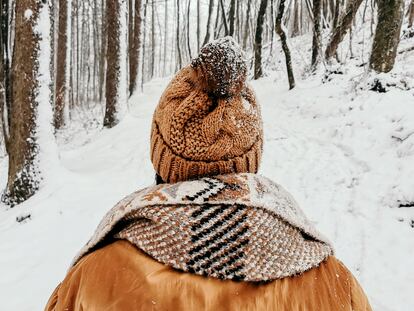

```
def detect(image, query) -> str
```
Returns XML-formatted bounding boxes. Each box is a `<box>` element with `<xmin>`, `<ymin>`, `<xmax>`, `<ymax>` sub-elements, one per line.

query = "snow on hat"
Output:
<box><xmin>150</xmin><ymin>37</ymin><xmax>263</xmax><ymax>183</ymax></box>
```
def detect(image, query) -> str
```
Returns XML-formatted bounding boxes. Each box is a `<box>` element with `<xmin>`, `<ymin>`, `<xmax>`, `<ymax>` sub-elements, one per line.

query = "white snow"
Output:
<box><xmin>24</xmin><ymin>9</ymin><xmax>33</xmax><ymax>21</ymax></box>
<box><xmin>33</xmin><ymin>1</ymin><xmax>60</xmax><ymax>187</ymax></box>
<box><xmin>1</xmin><ymin>15</ymin><xmax>414</xmax><ymax>310</ymax></box>
<box><xmin>1</xmin><ymin>66</ymin><xmax>413</xmax><ymax>309</ymax></box>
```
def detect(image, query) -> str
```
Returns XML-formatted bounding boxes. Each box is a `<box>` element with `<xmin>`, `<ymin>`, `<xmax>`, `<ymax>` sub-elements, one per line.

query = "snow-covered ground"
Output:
<box><xmin>1</xmin><ymin>46</ymin><xmax>414</xmax><ymax>310</ymax></box>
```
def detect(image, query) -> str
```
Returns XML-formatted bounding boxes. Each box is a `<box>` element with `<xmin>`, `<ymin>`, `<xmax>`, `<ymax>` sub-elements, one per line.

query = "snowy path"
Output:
<box><xmin>1</xmin><ymin>75</ymin><xmax>413</xmax><ymax>311</ymax></box>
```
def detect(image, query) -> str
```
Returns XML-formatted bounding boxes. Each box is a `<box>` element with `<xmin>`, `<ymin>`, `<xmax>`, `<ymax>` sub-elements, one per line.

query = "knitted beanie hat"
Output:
<box><xmin>150</xmin><ymin>37</ymin><xmax>263</xmax><ymax>183</ymax></box>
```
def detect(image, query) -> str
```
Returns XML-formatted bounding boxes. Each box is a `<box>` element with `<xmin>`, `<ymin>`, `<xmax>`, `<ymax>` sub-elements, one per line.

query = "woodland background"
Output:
<box><xmin>0</xmin><ymin>0</ymin><xmax>414</xmax><ymax>310</ymax></box>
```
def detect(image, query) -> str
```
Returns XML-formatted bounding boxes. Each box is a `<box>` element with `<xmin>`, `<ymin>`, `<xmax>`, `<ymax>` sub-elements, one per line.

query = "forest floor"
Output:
<box><xmin>1</xmin><ymin>45</ymin><xmax>414</xmax><ymax>310</ymax></box>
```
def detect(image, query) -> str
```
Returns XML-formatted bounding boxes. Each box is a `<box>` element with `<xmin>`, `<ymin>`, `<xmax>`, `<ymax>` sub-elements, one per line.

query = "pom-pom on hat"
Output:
<box><xmin>150</xmin><ymin>37</ymin><xmax>263</xmax><ymax>183</ymax></box>
<box><xmin>191</xmin><ymin>36</ymin><xmax>248</xmax><ymax>97</ymax></box>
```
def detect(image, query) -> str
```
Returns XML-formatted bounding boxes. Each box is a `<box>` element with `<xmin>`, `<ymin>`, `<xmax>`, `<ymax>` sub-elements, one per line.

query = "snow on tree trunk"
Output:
<box><xmin>104</xmin><ymin>0</ymin><xmax>127</xmax><ymax>128</ymax></box>
<box><xmin>325</xmin><ymin>0</ymin><xmax>364</xmax><ymax>60</ymax></box>
<box><xmin>311</xmin><ymin>0</ymin><xmax>322</xmax><ymax>69</ymax></box>
<box><xmin>254</xmin><ymin>0</ymin><xmax>268</xmax><ymax>80</ymax></box>
<box><xmin>276</xmin><ymin>0</ymin><xmax>295</xmax><ymax>90</ymax></box>
<box><xmin>2</xmin><ymin>0</ymin><xmax>58</xmax><ymax>206</ymax></box>
<box><xmin>369</xmin><ymin>0</ymin><xmax>404</xmax><ymax>73</ymax></box>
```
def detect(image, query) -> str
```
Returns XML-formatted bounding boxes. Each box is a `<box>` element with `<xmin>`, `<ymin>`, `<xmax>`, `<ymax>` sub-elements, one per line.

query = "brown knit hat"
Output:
<box><xmin>150</xmin><ymin>37</ymin><xmax>263</xmax><ymax>183</ymax></box>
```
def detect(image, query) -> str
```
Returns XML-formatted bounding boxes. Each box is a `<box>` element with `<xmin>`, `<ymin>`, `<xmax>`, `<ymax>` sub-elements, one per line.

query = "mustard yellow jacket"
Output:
<box><xmin>45</xmin><ymin>240</ymin><xmax>372</xmax><ymax>311</ymax></box>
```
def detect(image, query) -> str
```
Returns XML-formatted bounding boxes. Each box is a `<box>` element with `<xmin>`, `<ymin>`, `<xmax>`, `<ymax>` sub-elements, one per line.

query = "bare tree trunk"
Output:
<box><xmin>141</xmin><ymin>0</ymin><xmax>148</xmax><ymax>84</ymax></box>
<box><xmin>276</xmin><ymin>0</ymin><xmax>295</xmax><ymax>89</ymax></box>
<box><xmin>186</xmin><ymin>0</ymin><xmax>192</xmax><ymax>59</ymax></box>
<box><xmin>176</xmin><ymin>0</ymin><xmax>182</xmax><ymax>69</ymax></box>
<box><xmin>408</xmin><ymin>0</ymin><xmax>414</xmax><ymax>28</ymax></box>
<box><xmin>228</xmin><ymin>0</ymin><xmax>236</xmax><ymax>36</ymax></box>
<box><xmin>99</xmin><ymin>0</ymin><xmax>106</xmax><ymax>103</ymax></box>
<box><xmin>311</xmin><ymin>0</ymin><xmax>322</xmax><ymax>69</ymax></box>
<box><xmin>243</xmin><ymin>0</ymin><xmax>252</xmax><ymax>49</ymax></box>
<box><xmin>219</xmin><ymin>0</ymin><xmax>229</xmax><ymax>36</ymax></box>
<box><xmin>292</xmin><ymin>0</ymin><xmax>300</xmax><ymax>37</ymax></box>
<box><xmin>203</xmin><ymin>0</ymin><xmax>214</xmax><ymax>46</ymax></box>
<box><xmin>0</xmin><ymin>0</ymin><xmax>10</xmax><ymax>152</ymax></box>
<box><xmin>129</xmin><ymin>0</ymin><xmax>142</xmax><ymax>95</ymax></box>
<box><xmin>3</xmin><ymin>0</ymin><xmax>54</xmax><ymax>206</ymax></box>
<box><xmin>236</xmin><ymin>0</ymin><xmax>242</xmax><ymax>42</ymax></box>
<box><xmin>325</xmin><ymin>0</ymin><xmax>363</xmax><ymax>60</ymax></box>
<box><xmin>54</xmin><ymin>0</ymin><xmax>68</xmax><ymax>130</ymax></box>
<box><xmin>196</xmin><ymin>0</ymin><xmax>200</xmax><ymax>51</ymax></box>
<box><xmin>151</xmin><ymin>0</ymin><xmax>155</xmax><ymax>77</ymax></box>
<box><xmin>254</xmin><ymin>0</ymin><xmax>268</xmax><ymax>80</ymax></box>
<box><xmin>104</xmin><ymin>0</ymin><xmax>122</xmax><ymax>127</ymax></box>
<box><xmin>128</xmin><ymin>0</ymin><xmax>134</xmax><ymax>89</ymax></box>
<box><xmin>213</xmin><ymin>0</ymin><xmax>221</xmax><ymax>39</ymax></box>
<box><xmin>163</xmin><ymin>0</ymin><xmax>168</xmax><ymax>74</ymax></box>
<box><xmin>332</xmin><ymin>0</ymin><xmax>342</xmax><ymax>29</ymax></box>
<box><xmin>370</xmin><ymin>0</ymin><xmax>404</xmax><ymax>73</ymax></box>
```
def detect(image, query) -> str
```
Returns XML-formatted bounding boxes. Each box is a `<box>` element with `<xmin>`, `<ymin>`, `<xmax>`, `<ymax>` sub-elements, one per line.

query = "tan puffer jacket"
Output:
<box><xmin>46</xmin><ymin>240</ymin><xmax>371</xmax><ymax>311</ymax></box>
<box><xmin>45</xmin><ymin>174</ymin><xmax>372</xmax><ymax>311</ymax></box>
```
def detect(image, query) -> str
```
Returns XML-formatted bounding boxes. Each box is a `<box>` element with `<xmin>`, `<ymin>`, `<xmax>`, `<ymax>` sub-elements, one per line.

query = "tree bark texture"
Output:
<box><xmin>128</xmin><ymin>0</ymin><xmax>133</xmax><ymax>91</ymax></box>
<box><xmin>0</xmin><ymin>0</ymin><xmax>9</xmax><ymax>151</ymax></box>
<box><xmin>276</xmin><ymin>0</ymin><xmax>295</xmax><ymax>90</ymax></box>
<box><xmin>54</xmin><ymin>0</ymin><xmax>68</xmax><ymax>129</ymax></box>
<box><xmin>186</xmin><ymin>0</ymin><xmax>192</xmax><ymax>60</ymax></box>
<box><xmin>129</xmin><ymin>0</ymin><xmax>142</xmax><ymax>95</ymax></box>
<box><xmin>243</xmin><ymin>0</ymin><xmax>252</xmax><ymax>49</ymax></box>
<box><xmin>219</xmin><ymin>0</ymin><xmax>229</xmax><ymax>36</ymax></box>
<box><xmin>196</xmin><ymin>0</ymin><xmax>200</xmax><ymax>51</ymax></box>
<box><xmin>311</xmin><ymin>0</ymin><xmax>322</xmax><ymax>68</ymax></box>
<box><xmin>99</xmin><ymin>0</ymin><xmax>107</xmax><ymax>103</ymax></box>
<box><xmin>229</xmin><ymin>0</ymin><xmax>236</xmax><ymax>36</ymax></box>
<box><xmin>325</xmin><ymin>0</ymin><xmax>364</xmax><ymax>60</ymax></box>
<box><xmin>0</xmin><ymin>0</ymin><xmax>11</xmax><ymax>149</ymax></box>
<box><xmin>369</xmin><ymin>0</ymin><xmax>404</xmax><ymax>73</ymax></box>
<box><xmin>408</xmin><ymin>0</ymin><xmax>414</xmax><ymax>28</ymax></box>
<box><xmin>104</xmin><ymin>0</ymin><xmax>122</xmax><ymax>127</ymax></box>
<box><xmin>176</xmin><ymin>0</ymin><xmax>182</xmax><ymax>69</ymax></box>
<box><xmin>254</xmin><ymin>0</ymin><xmax>268</xmax><ymax>80</ymax></box>
<box><xmin>3</xmin><ymin>0</ymin><xmax>50</xmax><ymax>206</ymax></box>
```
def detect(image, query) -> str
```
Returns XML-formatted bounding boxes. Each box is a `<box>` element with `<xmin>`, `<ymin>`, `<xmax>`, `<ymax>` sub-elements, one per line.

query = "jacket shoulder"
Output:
<box><xmin>46</xmin><ymin>241</ymin><xmax>372</xmax><ymax>311</ymax></box>
<box><xmin>45</xmin><ymin>240</ymin><xmax>158</xmax><ymax>311</ymax></box>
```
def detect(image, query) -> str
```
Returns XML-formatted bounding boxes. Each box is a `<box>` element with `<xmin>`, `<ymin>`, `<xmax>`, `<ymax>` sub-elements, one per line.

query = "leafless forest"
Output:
<box><xmin>0</xmin><ymin>0</ymin><xmax>413</xmax><ymax>206</ymax></box>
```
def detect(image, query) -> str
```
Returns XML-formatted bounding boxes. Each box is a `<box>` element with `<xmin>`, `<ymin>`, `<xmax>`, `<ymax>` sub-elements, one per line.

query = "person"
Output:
<box><xmin>45</xmin><ymin>37</ymin><xmax>372</xmax><ymax>311</ymax></box>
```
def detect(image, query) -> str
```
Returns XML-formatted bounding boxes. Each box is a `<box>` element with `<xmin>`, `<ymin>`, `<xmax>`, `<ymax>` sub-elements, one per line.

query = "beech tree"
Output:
<box><xmin>254</xmin><ymin>0</ymin><xmax>268</xmax><ymax>80</ymax></box>
<box><xmin>311</xmin><ymin>0</ymin><xmax>322</xmax><ymax>69</ymax></box>
<box><xmin>325</xmin><ymin>0</ymin><xmax>364</xmax><ymax>60</ymax></box>
<box><xmin>407</xmin><ymin>0</ymin><xmax>414</xmax><ymax>28</ymax></box>
<box><xmin>3</xmin><ymin>0</ymin><xmax>55</xmax><ymax>206</ymax></box>
<box><xmin>54</xmin><ymin>0</ymin><xmax>70</xmax><ymax>129</ymax></box>
<box><xmin>2</xmin><ymin>0</ymin><xmax>414</xmax><ymax>209</ymax></box>
<box><xmin>104</xmin><ymin>0</ymin><xmax>127</xmax><ymax>128</ymax></box>
<box><xmin>276</xmin><ymin>0</ymin><xmax>295</xmax><ymax>89</ymax></box>
<box><xmin>129</xmin><ymin>0</ymin><xmax>142</xmax><ymax>96</ymax></box>
<box><xmin>228</xmin><ymin>0</ymin><xmax>236</xmax><ymax>36</ymax></box>
<box><xmin>370</xmin><ymin>0</ymin><xmax>404</xmax><ymax>73</ymax></box>
<box><xmin>0</xmin><ymin>0</ymin><xmax>10</xmax><ymax>152</ymax></box>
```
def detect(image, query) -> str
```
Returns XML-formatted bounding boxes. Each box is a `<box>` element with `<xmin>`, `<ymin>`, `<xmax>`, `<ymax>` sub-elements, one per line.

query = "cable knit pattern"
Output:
<box><xmin>150</xmin><ymin>38</ymin><xmax>263</xmax><ymax>183</ymax></box>
<box><xmin>72</xmin><ymin>173</ymin><xmax>333</xmax><ymax>282</ymax></box>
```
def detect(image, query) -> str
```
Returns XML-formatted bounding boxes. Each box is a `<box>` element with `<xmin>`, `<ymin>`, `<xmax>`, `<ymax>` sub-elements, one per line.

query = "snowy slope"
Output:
<box><xmin>1</xmin><ymin>57</ymin><xmax>414</xmax><ymax>310</ymax></box>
